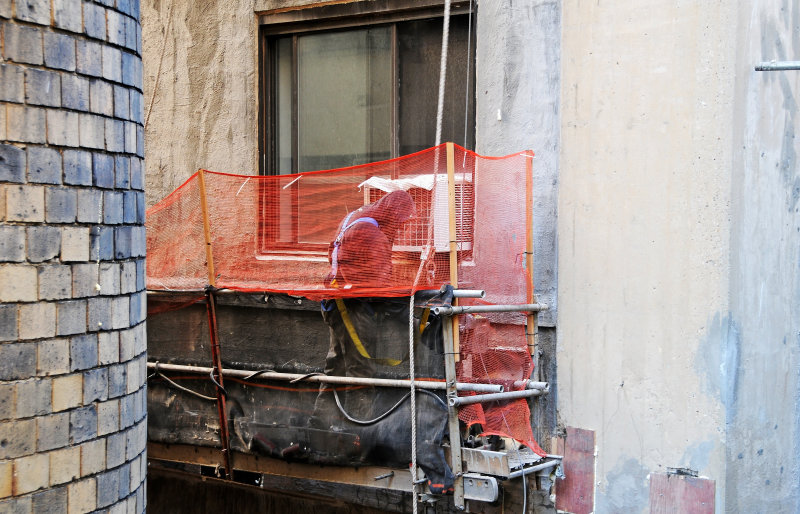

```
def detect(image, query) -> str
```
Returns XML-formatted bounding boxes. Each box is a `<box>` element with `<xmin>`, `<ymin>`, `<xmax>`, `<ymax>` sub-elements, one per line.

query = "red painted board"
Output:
<box><xmin>649</xmin><ymin>472</ymin><xmax>715</xmax><ymax>514</ymax></box>
<box><xmin>555</xmin><ymin>427</ymin><xmax>596</xmax><ymax>514</ymax></box>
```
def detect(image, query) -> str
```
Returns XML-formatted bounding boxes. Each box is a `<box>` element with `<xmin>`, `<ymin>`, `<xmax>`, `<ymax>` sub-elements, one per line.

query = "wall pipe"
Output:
<box><xmin>147</xmin><ymin>362</ymin><xmax>504</xmax><ymax>393</ymax></box>
<box><xmin>448</xmin><ymin>388</ymin><xmax>547</xmax><ymax>407</ymax></box>
<box><xmin>755</xmin><ymin>61</ymin><xmax>800</xmax><ymax>71</ymax></box>
<box><xmin>507</xmin><ymin>459</ymin><xmax>560</xmax><ymax>479</ymax></box>
<box><xmin>432</xmin><ymin>303</ymin><xmax>549</xmax><ymax>315</ymax></box>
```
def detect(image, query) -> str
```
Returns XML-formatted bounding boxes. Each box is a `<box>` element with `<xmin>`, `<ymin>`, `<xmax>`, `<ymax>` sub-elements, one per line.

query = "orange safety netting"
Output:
<box><xmin>146</xmin><ymin>143</ymin><xmax>544</xmax><ymax>455</ymax></box>
<box><xmin>146</xmin><ymin>144</ymin><xmax>532</xmax><ymax>303</ymax></box>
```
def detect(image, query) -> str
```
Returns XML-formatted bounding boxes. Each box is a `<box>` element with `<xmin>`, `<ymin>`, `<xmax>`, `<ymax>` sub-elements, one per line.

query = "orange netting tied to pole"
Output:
<box><xmin>146</xmin><ymin>143</ymin><xmax>544</xmax><ymax>454</ymax></box>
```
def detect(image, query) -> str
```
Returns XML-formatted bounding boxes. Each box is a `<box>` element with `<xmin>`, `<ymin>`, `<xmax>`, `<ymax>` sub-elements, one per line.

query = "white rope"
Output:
<box><xmin>434</xmin><ymin>0</ymin><xmax>452</xmax><ymax>147</ymax></box>
<box><xmin>411</xmin><ymin>4</ymin><xmax>451</xmax><ymax>511</ymax></box>
<box><xmin>408</xmin><ymin>0</ymin><xmax>450</xmax><ymax>508</ymax></box>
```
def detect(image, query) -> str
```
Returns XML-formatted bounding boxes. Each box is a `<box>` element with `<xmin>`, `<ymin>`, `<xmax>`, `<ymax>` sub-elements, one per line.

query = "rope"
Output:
<box><xmin>434</xmin><ymin>0</ymin><xmax>452</xmax><ymax>147</ymax></box>
<box><xmin>410</xmin><ymin>3</ymin><xmax>451</xmax><ymax>510</ymax></box>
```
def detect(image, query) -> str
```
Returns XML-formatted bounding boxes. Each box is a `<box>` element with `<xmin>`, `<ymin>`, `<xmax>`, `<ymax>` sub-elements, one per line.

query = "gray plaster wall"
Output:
<box><xmin>475</xmin><ymin>0</ymin><xmax>560</xmax><ymax>325</ymax></box>
<box><xmin>727</xmin><ymin>0</ymin><xmax>800</xmax><ymax>510</ymax></box>
<box><xmin>142</xmin><ymin>0</ymin><xmax>258</xmax><ymax>206</ymax></box>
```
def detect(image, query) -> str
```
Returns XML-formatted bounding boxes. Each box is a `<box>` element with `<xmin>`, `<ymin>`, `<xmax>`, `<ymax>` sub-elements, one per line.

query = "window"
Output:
<box><xmin>259</xmin><ymin>2</ymin><xmax>476</xmax><ymax>175</ymax></box>
<box><xmin>258</xmin><ymin>2</ymin><xmax>476</xmax><ymax>251</ymax></box>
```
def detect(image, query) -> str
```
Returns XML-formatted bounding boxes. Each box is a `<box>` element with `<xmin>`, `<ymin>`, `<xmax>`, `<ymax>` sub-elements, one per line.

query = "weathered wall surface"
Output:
<box><xmin>727</xmin><ymin>0</ymin><xmax>800</xmax><ymax>511</ymax></box>
<box><xmin>558</xmin><ymin>2</ymin><xmax>737</xmax><ymax>512</ymax></box>
<box><xmin>475</xmin><ymin>0</ymin><xmax>560</xmax><ymax>325</ymax></box>
<box><xmin>142</xmin><ymin>0</ymin><xmax>258</xmax><ymax>206</ymax></box>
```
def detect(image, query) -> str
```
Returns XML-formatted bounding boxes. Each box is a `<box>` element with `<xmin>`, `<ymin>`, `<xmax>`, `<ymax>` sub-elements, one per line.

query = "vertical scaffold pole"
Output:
<box><xmin>525</xmin><ymin>155</ymin><xmax>540</xmax><ymax>379</ymax></box>
<box><xmin>444</xmin><ymin>142</ymin><xmax>465</xmax><ymax>509</ymax></box>
<box><xmin>197</xmin><ymin>169</ymin><xmax>233</xmax><ymax>479</ymax></box>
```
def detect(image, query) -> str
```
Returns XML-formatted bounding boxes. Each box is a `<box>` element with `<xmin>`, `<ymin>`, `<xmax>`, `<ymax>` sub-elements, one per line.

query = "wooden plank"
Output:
<box><xmin>445</xmin><ymin>141</ymin><xmax>461</xmax><ymax>361</ymax></box>
<box><xmin>442</xmin><ymin>318</ymin><xmax>464</xmax><ymax>508</ymax></box>
<box><xmin>149</xmin><ymin>442</ymin><xmax>412</xmax><ymax>493</ymax></box>
<box><xmin>148</xmin><ymin>464</ymin><xmax>409</xmax><ymax>514</ymax></box>
<box><xmin>555</xmin><ymin>427</ymin><xmax>595</xmax><ymax>514</ymax></box>
<box><xmin>197</xmin><ymin>169</ymin><xmax>216</xmax><ymax>286</ymax></box>
<box><xmin>649</xmin><ymin>473</ymin><xmax>715</xmax><ymax>514</ymax></box>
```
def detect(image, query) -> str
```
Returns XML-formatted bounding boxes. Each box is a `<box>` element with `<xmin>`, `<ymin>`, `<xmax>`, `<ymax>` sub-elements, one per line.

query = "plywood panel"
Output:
<box><xmin>649</xmin><ymin>472</ymin><xmax>715</xmax><ymax>514</ymax></box>
<box><xmin>554</xmin><ymin>427</ymin><xmax>595</xmax><ymax>514</ymax></box>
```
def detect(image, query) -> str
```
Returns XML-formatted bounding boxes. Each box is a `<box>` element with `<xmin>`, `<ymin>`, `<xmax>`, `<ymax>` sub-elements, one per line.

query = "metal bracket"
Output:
<box><xmin>463</xmin><ymin>473</ymin><xmax>499</xmax><ymax>503</ymax></box>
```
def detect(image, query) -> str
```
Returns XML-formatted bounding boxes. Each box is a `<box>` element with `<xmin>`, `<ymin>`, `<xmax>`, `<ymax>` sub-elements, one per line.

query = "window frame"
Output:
<box><xmin>256</xmin><ymin>0</ymin><xmax>475</xmax><ymax>253</ymax></box>
<box><xmin>258</xmin><ymin>0</ymin><xmax>475</xmax><ymax>175</ymax></box>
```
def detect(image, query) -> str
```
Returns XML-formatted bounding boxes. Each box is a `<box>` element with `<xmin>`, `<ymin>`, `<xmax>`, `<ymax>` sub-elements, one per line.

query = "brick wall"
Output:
<box><xmin>0</xmin><ymin>0</ymin><xmax>146</xmax><ymax>511</ymax></box>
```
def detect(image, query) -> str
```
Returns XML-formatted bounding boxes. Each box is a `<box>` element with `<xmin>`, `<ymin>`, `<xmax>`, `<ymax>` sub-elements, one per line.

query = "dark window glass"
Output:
<box><xmin>264</xmin><ymin>14</ymin><xmax>475</xmax><ymax>176</ymax></box>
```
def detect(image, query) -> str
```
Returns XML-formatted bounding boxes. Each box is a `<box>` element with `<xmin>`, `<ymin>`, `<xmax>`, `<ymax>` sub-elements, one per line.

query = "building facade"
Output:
<box><xmin>140</xmin><ymin>0</ymin><xmax>800</xmax><ymax>512</ymax></box>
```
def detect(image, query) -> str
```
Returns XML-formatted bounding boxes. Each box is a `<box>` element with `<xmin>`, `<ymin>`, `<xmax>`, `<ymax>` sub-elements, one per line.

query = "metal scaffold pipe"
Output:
<box><xmin>146</xmin><ymin>362</ymin><xmax>504</xmax><ymax>393</ymax></box>
<box><xmin>448</xmin><ymin>388</ymin><xmax>547</xmax><ymax>407</ymax></box>
<box><xmin>507</xmin><ymin>459</ymin><xmax>561</xmax><ymax>479</ymax></box>
<box><xmin>755</xmin><ymin>61</ymin><xmax>800</xmax><ymax>71</ymax></box>
<box><xmin>432</xmin><ymin>303</ymin><xmax>549</xmax><ymax>315</ymax></box>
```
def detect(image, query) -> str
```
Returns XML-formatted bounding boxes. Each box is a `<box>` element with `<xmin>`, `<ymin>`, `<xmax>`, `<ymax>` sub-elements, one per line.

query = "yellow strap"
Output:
<box><xmin>335</xmin><ymin>299</ymin><xmax>402</xmax><ymax>366</ymax></box>
<box><xmin>419</xmin><ymin>308</ymin><xmax>431</xmax><ymax>336</ymax></box>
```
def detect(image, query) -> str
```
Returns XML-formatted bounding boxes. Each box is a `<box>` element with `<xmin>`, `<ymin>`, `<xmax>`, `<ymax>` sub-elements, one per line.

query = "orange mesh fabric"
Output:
<box><xmin>146</xmin><ymin>144</ymin><xmax>531</xmax><ymax>302</ymax></box>
<box><xmin>146</xmin><ymin>143</ymin><xmax>544</xmax><ymax>454</ymax></box>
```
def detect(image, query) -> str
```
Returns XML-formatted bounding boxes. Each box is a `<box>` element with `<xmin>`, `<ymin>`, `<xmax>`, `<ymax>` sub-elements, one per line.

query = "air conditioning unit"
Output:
<box><xmin>361</xmin><ymin>174</ymin><xmax>474</xmax><ymax>253</ymax></box>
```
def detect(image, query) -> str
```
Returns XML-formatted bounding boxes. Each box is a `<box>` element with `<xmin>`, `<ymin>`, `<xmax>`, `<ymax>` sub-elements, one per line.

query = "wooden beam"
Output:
<box><xmin>197</xmin><ymin>169</ymin><xmax>216</xmax><ymax>287</ymax></box>
<box><xmin>446</xmin><ymin>142</ymin><xmax>460</xmax><ymax>361</ymax></box>
<box><xmin>148</xmin><ymin>443</ymin><xmax>413</xmax><ymax>492</ymax></box>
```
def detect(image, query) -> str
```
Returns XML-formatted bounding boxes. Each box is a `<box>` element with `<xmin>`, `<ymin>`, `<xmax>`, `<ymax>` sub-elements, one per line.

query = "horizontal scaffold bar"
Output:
<box><xmin>147</xmin><ymin>362</ymin><xmax>504</xmax><ymax>393</ymax></box>
<box><xmin>431</xmin><ymin>303</ymin><xmax>549</xmax><ymax>315</ymax></box>
<box><xmin>448</xmin><ymin>388</ymin><xmax>548</xmax><ymax>407</ymax></box>
<box><xmin>146</xmin><ymin>288</ymin><xmax>486</xmax><ymax>298</ymax></box>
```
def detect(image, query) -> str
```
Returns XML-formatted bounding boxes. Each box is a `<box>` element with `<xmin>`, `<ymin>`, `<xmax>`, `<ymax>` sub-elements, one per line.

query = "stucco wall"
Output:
<box><xmin>142</xmin><ymin>0</ymin><xmax>258</xmax><ymax>206</ymax></box>
<box><xmin>558</xmin><ymin>2</ymin><xmax>736</xmax><ymax>512</ymax></box>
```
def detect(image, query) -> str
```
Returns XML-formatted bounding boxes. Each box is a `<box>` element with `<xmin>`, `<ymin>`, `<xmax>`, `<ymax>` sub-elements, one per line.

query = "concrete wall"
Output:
<box><xmin>728</xmin><ymin>0</ymin><xmax>800</xmax><ymax>510</ymax></box>
<box><xmin>0</xmin><ymin>0</ymin><xmax>147</xmax><ymax>511</ymax></box>
<box><xmin>558</xmin><ymin>1</ymin><xmax>735</xmax><ymax>512</ymax></box>
<box><xmin>559</xmin><ymin>0</ymin><xmax>800</xmax><ymax>512</ymax></box>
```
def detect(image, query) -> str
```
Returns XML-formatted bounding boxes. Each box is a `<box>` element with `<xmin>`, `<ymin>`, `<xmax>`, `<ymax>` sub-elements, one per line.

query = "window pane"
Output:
<box><xmin>297</xmin><ymin>28</ymin><xmax>392</xmax><ymax>172</ymax></box>
<box><xmin>398</xmin><ymin>16</ymin><xmax>475</xmax><ymax>155</ymax></box>
<box><xmin>275</xmin><ymin>37</ymin><xmax>293</xmax><ymax>175</ymax></box>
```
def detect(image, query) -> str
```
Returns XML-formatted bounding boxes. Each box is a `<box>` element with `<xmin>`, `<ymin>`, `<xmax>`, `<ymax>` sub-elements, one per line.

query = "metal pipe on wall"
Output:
<box><xmin>432</xmin><ymin>303</ymin><xmax>549</xmax><ymax>315</ymax></box>
<box><xmin>447</xmin><ymin>388</ymin><xmax>547</xmax><ymax>407</ymax></box>
<box><xmin>146</xmin><ymin>362</ymin><xmax>504</xmax><ymax>393</ymax></box>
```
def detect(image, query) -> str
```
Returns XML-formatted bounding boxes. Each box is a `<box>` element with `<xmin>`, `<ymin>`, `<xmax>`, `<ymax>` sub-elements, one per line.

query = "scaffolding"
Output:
<box><xmin>145</xmin><ymin>143</ymin><xmax>560</xmax><ymax>510</ymax></box>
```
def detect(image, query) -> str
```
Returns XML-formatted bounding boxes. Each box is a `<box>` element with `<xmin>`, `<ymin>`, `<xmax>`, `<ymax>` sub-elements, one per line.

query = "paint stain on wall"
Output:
<box><xmin>595</xmin><ymin>457</ymin><xmax>650</xmax><ymax>514</ymax></box>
